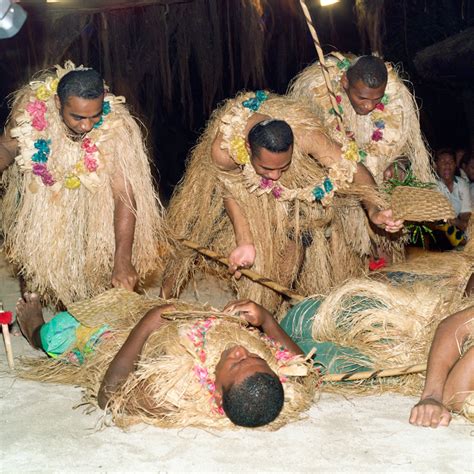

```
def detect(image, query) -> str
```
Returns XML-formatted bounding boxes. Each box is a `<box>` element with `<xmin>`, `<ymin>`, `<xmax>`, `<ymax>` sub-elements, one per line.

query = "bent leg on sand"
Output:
<box><xmin>443</xmin><ymin>346</ymin><xmax>474</xmax><ymax>412</ymax></box>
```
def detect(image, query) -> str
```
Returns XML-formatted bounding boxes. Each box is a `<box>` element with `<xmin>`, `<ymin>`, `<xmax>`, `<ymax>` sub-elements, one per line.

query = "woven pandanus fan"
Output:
<box><xmin>390</xmin><ymin>186</ymin><xmax>455</xmax><ymax>222</ymax></box>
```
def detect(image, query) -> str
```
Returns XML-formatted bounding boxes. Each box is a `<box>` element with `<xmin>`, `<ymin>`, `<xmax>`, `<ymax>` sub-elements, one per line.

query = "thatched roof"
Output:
<box><xmin>414</xmin><ymin>27</ymin><xmax>474</xmax><ymax>81</ymax></box>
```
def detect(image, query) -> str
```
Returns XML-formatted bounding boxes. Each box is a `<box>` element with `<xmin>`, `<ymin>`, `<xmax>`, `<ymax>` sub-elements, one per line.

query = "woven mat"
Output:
<box><xmin>390</xmin><ymin>186</ymin><xmax>455</xmax><ymax>221</ymax></box>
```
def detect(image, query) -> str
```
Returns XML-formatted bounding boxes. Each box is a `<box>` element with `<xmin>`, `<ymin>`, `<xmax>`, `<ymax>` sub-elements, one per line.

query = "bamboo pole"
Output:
<box><xmin>180</xmin><ymin>239</ymin><xmax>305</xmax><ymax>302</ymax></box>
<box><xmin>0</xmin><ymin>302</ymin><xmax>14</xmax><ymax>370</ymax></box>
<box><xmin>298</xmin><ymin>0</ymin><xmax>345</xmax><ymax>132</ymax></box>
<box><xmin>323</xmin><ymin>363</ymin><xmax>426</xmax><ymax>382</ymax></box>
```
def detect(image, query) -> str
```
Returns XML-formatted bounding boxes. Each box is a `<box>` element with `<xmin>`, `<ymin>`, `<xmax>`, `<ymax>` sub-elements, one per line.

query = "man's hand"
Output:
<box><xmin>228</xmin><ymin>244</ymin><xmax>256</xmax><ymax>279</ymax></box>
<box><xmin>409</xmin><ymin>398</ymin><xmax>452</xmax><ymax>428</ymax></box>
<box><xmin>369</xmin><ymin>208</ymin><xmax>404</xmax><ymax>233</ymax></box>
<box><xmin>111</xmin><ymin>258</ymin><xmax>139</xmax><ymax>291</ymax></box>
<box><xmin>223</xmin><ymin>299</ymin><xmax>272</xmax><ymax>327</ymax></box>
<box><xmin>140</xmin><ymin>304</ymin><xmax>176</xmax><ymax>332</ymax></box>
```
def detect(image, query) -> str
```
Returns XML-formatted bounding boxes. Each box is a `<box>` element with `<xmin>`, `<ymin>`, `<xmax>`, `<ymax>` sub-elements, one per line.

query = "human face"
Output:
<box><xmin>214</xmin><ymin>345</ymin><xmax>275</xmax><ymax>394</ymax></box>
<box><xmin>436</xmin><ymin>153</ymin><xmax>456</xmax><ymax>183</ymax></box>
<box><xmin>462</xmin><ymin>159</ymin><xmax>474</xmax><ymax>182</ymax></box>
<box><xmin>55</xmin><ymin>95</ymin><xmax>104</xmax><ymax>135</ymax></box>
<box><xmin>342</xmin><ymin>76</ymin><xmax>386</xmax><ymax>116</ymax></box>
<box><xmin>250</xmin><ymin>146</ymin><xmax>293</xmax><ymax>181</ymax></box>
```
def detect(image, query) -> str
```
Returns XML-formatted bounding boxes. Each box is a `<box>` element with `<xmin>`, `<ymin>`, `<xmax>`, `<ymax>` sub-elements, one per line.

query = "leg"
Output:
<box><xmin>16</xmin><ymin>293</ymin><xmax>45</xmax><ymax>349</ymax></box>
<box><xmin>443</xmin><ymin>347</ymin><xmax>474</xmax><ymax>412</ymax></box>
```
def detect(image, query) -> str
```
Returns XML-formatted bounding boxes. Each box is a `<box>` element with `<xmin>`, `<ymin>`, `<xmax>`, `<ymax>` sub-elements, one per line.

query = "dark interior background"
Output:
<box><xmin>1</xmin><ymin>0</ymin><xmax>473</xmax><ymax>200</ymax></box>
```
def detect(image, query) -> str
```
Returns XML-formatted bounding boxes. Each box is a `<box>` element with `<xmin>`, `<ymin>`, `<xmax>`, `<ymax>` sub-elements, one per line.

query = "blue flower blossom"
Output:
<box><xmin>102</xmin><ymin>101</ymin><xmax>111</xmax><ymax>115</ymax></box>
<box><xmin>312</xmin><ymin>186</ymin><xmax>325</xmax><ymax>201</ymax></box>
<box><xmin>93</xmin><ymin>116</ymin><xmax>104</xmax><ymax>129</ymax></box>
<box><xmin>242</xmin><ymin>90</ymin><xmax>268</xmax><ymax>111</ymax></box>
<box><xmin>374</xmin><ymin>120</ymin><xmax>385</xmax><ymax>129</ymax></box>
<box><xmin>323</xmin><ymin>177</ymin><xmax>333</xmax><ymax>193</ymax></box>
<box><xmin>32</xmin><ymin>151</ymin><xmax>47</xmax><ymax>163</ymax></box>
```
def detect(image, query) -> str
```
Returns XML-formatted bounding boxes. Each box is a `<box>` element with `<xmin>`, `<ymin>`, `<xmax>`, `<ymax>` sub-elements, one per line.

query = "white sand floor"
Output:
<box><xmin>0</xmin><ymin>252</ymin><xmax>473</xmax><ymax>473</ymax></box>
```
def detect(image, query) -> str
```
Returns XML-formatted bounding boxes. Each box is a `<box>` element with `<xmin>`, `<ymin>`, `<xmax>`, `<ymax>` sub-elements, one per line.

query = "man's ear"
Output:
<box><xmin>245</xmin><ymin>140</ymin><xmax>251</xmax><ymax>155</ymax></box>
<box><xmin>341</xmin><ymin>73</ymin><xmax>349</xmax><ymax>91</ymax></box>
<box><xmin>54</xmin><ymin>95</ymin><xmax>61</xmax><ymax>111</ymax></box>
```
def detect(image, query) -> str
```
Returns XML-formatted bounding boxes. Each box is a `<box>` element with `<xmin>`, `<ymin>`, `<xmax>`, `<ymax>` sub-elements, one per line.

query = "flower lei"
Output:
<box><xmin>26</xmin><ymin>77</ymin><xmax>111</xmax><ymax>190</ymax></box>
<box><xmin>187</xmin><ymin>317</ymin><xmax>224</xmax><ymax>415</ymax></box>
<box><xmin>331</xmin><ymin>58</ymin><xmax>390</xmax><ymax>163</ymax></box>
<box><xmin>258</xmin><ymin>334</ymin><xmax>300</xmax><ymax>383</ymax></box>
<box><xmin>228</xmin><ymin>90</ymin><xmax>269</xmax><ymax>166</ymax></box>
<box><xmin>241</xmin><ymin>166</ymin><xmax>337</xmax><ymax>205</ymax></box>
<box><xmin>221</xmin><ymin>91</ymin><xmax>343</xmax><ymax>206</ymax></box>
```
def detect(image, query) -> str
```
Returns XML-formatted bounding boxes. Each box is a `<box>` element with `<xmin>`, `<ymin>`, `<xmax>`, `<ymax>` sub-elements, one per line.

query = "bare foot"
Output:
<box><xmin>11</xmin><ymin>321</ymin><xmax>22</xmax><ymax>337</ymax></box>
<box><xmin>16</xmin><ymin>293</ymin><xmax>45</xmax><ymax>349</ymax></box>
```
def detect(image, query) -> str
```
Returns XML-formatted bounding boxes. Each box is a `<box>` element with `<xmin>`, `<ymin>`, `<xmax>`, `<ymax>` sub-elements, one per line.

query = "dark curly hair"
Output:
<box><xmin>222</xmin><ymin>372</ymin><xmax>284</xmax><ymax>428</ymax></box>
<box><xmin>57</xmin><ymin>69</ymin><xmax>104</xmax><ymax>105</ymax></box>
<box><xmin>248</xmin><ymin>119</ymin><xmax>294</xmax><ymax>157</ymax></box>
<box><xmin>347</xmin><ymin>56</ymin><xmax>387</xmax><ymax>89</ymax></box>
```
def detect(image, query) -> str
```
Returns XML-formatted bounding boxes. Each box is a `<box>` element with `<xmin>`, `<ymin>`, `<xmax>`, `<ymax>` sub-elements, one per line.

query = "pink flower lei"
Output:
<box><xmin>330</xmin><ymin>92</ymin><xmax>390</xmax><ymax>161</ymax></box>
<box><xmin>187</xmin><ymin>318</ymin><xmax>224</xmax><ymax>415</ymax></box>
<box><xmin>26</xmin><ymin>93</ymin><xmax>109</xmax><ymax>189</ymax></box>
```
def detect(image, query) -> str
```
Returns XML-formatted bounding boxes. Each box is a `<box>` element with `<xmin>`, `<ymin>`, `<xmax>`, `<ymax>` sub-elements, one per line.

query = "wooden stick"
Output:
<box><xmin>298</xmin><ymin>0</ymin><xmax>345</xmax><ymax>132</ymax></box>
<box><xmin>323</xmin><ymin>363</ymin><xmax>426</xmax><ymax>382</ymax></box>
<box><xmin>1</xmin><ymin>324</ymin><xmax>14</xmax><ymax>370</ymax></box>
<box><xmin>180</xmin><ymin>239</ymin><xmax>305</xmax><ymax>302</ymax></box>
<box><xmin>0</xmin><ymin>302</ymin><xmax>14</xmax><ymax>370</ymax></box>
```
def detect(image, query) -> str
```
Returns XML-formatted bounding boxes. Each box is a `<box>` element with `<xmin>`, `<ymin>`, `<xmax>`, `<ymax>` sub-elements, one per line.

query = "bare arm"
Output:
<box><xmin>223</xmin><ymin>300</ymin><xmax>304</xmax><ymax>356</ymax></box>
<box><xmin>211</xmin><ymin>130</ymin><xmax>256</xmax><ymax>276</ymax></box>
<box><xmin>453</xmin><ymin>212</ymin><xmax>471</xmax><ymax>232</ymax></box>
<box><xmin>223</xmin><ymin>197</ymin><xmax>253</xmax><ymax>246</ymax></box>
<box><xmin>409</xmin><ymin>306</ymin><xmax>474</xmax><ymax>427</ymax></box>
<box><xmin>223</xmin><ymin>197</ymin><xmax>256</xmax><ymax>277</ymax></box>
<box><xmin>98</xmin><ymin>305</ymin><xmax>173</xmax><ymax>409</ymax></box>
<box><xmin>300</xmin><ymin>130</ymin><xmax>403</xmax><ymax>232</ymax></box>
<box><xmin>110</xmin><ymin>169</ymin><xmax>139</xmax><ymax>291</ymax></box>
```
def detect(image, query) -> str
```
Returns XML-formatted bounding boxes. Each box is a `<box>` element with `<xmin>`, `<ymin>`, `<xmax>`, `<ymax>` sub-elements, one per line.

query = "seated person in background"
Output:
<box><xmin>455</xmin><ymin>146</ymin><xmax>470</xmax><ymax>179</ymax></box>
<box><xmin>409</xmin><ymin>306</ymin><xmax>474</xmax><ymax>428</ymax></box>
<box><xmin>460</xmin><ymin>152</ymin><xmax>474</xmax><ymax>206</ymax></box>
<box><xmin>432</xmin><ymin>149</ymin><xmax>471</xmax><ymax>248</ymax></box>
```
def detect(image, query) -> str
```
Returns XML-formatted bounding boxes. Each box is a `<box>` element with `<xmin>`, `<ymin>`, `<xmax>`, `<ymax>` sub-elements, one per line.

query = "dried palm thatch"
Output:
<box><xmin>0</xmin><ymin>66</ymin><xmax>170</xmax><ymax>306</ymax></box>
<box><xmin>308</xmin><ymin>278</ymin><xmax>473</xmax><ymax>396</ymax></box>
<box><xmin>164</xmin><ymin>92</ymin><xmax>396</xmax><ymax>315</ymax></box>
<box><xmin>18</xmin><ymin>288</ymin><xmax>319</xmax><ymax>431</ymax></box>
<box><xmin>381</xmin><ymin>251</ymin><xmax>473</xmax><ymax>302</ymax></box>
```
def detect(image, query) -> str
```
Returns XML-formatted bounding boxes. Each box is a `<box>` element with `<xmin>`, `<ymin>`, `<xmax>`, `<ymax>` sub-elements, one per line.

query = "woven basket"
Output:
<box><xmin>67</xmin><ymin>288</ymin><xmax>163</xmax><ymax>328</ymax></box>
<box><xmin>66</xmin><ymin>288</ymin><xmax>229</xmax><ymax>328</ymax></box>
<box><xmin>390</xmin><ymin>186</ymin><xmax>455</xmax><ymax>222</ymax></box>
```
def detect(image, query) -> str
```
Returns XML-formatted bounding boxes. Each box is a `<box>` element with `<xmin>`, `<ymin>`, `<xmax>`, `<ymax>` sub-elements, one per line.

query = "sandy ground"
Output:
<box><xmin>0</xmin><ymin>251</ymin><xmax>473</xmax><ymax>473</ymax></box>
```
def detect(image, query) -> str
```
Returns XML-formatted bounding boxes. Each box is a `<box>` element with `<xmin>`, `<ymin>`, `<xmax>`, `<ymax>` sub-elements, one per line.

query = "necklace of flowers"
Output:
<box><xmin>187</xmin><ymin>317</ymin><xmax>224</xmax><ymax>416</ymax></box>
<box><xmin>221</xmin><ymin>91</ymin><xmax>342</xmax><ymax>206</ymax></box>
<box><xmin>257</xmin><ymin>334</ymin><xmax>300</xmax><ymax>384</ymax></box>
<box><xmin>241</xmin><ymin>165</ymin><xmax>337</xmax><ymax>205</ymax></box>
<box><xmin>330</xmin><ymin>58</ymin><xmax>390</xmax><ymax>163</ymax></box>
<box><xmin>27</xmin><ymin>86</ymin><xmax>111</xmax><ymax>190</ymax></box>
